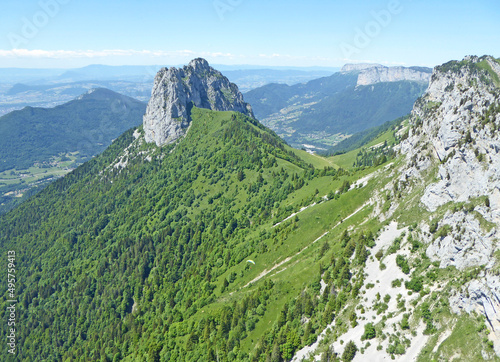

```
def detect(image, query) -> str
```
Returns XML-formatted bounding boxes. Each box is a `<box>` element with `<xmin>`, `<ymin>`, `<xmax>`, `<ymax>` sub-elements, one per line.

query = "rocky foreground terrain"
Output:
<box><xmin>398</xmin><ymin>55</ymin><xmax>500</xmax><ymax>355</ymax></box>
<box><xmin>279</xmin><ymin>55</ymin><xmax>500</xmax><ymax>361</ymax></box>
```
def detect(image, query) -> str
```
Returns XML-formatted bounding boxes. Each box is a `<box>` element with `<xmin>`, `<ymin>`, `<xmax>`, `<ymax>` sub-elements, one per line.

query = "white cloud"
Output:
<box><xmin>0</xmin><ymin>49</ymin><xmax>236</xmax><ymax>59</ymax></box>
<box><xmin>338</xmin><ymin>57</ymin><xmax>409</xmax><ymax>66</ymax></box>
<box><xmin>0</xmin><ymin>49</ymin><xmax>365</xmax><ymax>68</ymax></box>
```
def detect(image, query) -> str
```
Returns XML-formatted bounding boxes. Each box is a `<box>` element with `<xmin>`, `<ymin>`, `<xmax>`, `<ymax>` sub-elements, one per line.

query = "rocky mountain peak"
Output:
<box><xmin>399</xmin><ymin>54</ymin><xmax>500</xmax><ymax>239</ymax></box>
<box><xmin>400</xmin><ymin>55</ymin><xmax>500</xmax><ymax>179</ymax></box>
<box><xmin>143</xmin><ymin>58</ymin><xmax>254</xmax><ymax>146</ymax></box>
<box><xmin>188</xmin><ymin>57</ymin><xmax>210</xmax><ymax>71</ymax></box>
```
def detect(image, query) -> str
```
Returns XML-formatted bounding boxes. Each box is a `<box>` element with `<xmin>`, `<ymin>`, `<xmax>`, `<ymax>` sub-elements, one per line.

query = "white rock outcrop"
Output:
<box><xmin>341</xmin><ymin>63</ymin><xmax>432</xmax><ymax>86</ymax></box>
<box><xmin>143</xmin><ymin>58</ymin><xmax>254</xmax><ymax>146</ymax></box>
<box><xmin>424</xmin><ymin>211</ymin><xmax>497</xmax><ymax>270</ymax></box>
<box><xmin>400</xmin><ymin>55</ymin><xmax>500</xmax><ymax>215</ymax></box>
<box><xmin>340</xmin><ymin>63</ymin><xmax>383</xmax><ymax>72</ymax></box>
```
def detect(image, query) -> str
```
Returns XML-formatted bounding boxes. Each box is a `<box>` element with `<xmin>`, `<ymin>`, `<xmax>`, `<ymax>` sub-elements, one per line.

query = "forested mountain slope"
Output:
<box><xmin>0</xmin><ymin>87</ymin><xmax>146</xmax><ymax>172</ymax></box>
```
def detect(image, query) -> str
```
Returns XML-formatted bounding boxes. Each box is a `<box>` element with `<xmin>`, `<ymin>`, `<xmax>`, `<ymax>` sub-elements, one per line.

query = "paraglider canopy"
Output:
<box><xmin>246</xmin><ymin>260</ymin><xmax>255</xmax><ymax>265</ymax></box>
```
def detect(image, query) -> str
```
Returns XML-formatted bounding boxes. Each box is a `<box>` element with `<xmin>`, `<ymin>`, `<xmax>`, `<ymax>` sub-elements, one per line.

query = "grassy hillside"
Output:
<box><xmin>329</xmin><ymin>118</ymin><xmax>407</xmax><ymax>169</ymax></box>
<box><xmin>0</xmin><ymin>107</ymin><xmax>357</xmax><ymax>361</ymax></box>
<box><xmin>324</xmin><ymin>115</ymin><xmax>408</xmax><ymax>156</ymax></box>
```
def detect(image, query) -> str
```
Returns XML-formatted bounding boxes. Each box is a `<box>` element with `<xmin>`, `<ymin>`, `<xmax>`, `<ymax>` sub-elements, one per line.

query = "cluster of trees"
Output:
<box><xmin>326</xmin><ymin>116</ymin><xmax>407</xmax><ymax>156</ymax></box>
<box><xmin>352</xmin><ymin>142</ymin><xmax>396</xmax><ymax>168</ymax></box>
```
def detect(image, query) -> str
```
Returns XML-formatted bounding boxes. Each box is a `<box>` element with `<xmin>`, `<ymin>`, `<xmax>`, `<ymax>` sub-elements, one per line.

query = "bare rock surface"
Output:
<box><xmin>143</xmin><ymin>58</ymin><xmax>254</xmax><ymax>146</ymax></box>
<box><xmin>341</xmin><ymin>63</ymin><xmax>432</xmax><ymax>86</ymax></box>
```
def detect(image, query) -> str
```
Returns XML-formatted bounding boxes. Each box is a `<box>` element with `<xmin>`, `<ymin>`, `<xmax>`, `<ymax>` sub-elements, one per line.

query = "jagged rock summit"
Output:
<box><xmin>143</xmin><ymin>58</ymin><xmax>254</xmax><ymax>146</ymax></box>
<box><xmin>341</xmin><ymin>63</ymin><xmax>432</xmax><ymax>86</ymax></box>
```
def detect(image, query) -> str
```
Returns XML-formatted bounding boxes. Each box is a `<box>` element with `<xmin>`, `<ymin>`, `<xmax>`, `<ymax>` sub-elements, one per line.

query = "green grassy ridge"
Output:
<box><xmin>329</xmin><ymin>121</ymin><xmax>401</xmax><ymax>170</ymax></box>
<box><xmin>324</xmin><ymin>115</ymin><xmax>408</xmax><ymax>156</ymax></box>
<box><xmin>206</xmin><ymin>162</ymin><xmax>386</xmax><ymax>358</ymax></box>
<box><xmin>174</xmin><ymin>160</ymin><xmax>379</xmax><ymax>355</ymax></box>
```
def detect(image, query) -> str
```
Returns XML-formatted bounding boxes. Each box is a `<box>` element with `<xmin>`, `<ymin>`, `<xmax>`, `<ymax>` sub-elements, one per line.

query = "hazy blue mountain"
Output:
<box><xmin>0</xmin><ymin>87</ymin><xmax>146</xmax><ymax>172</ymax></box>
<box><xmin>55</xmin><ymin>64</ymin><xmax>162</xmax><ymax>83</ymax></box>
<box><xmin>0</xmin><ymin>68</ymin><xmax>65</xmax><ymax>83</ymax></box>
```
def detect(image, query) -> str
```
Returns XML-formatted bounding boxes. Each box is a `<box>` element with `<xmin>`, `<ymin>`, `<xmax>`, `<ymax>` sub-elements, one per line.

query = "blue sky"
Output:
<box><xmin>0</xmin><ymin>0</ymin><xmax>498</xmax><ymax>68</ymax></box>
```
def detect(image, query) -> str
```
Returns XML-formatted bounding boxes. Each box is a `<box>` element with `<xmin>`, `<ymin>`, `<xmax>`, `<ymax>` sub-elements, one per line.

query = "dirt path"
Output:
<box><xmin>273</xmin><ymin>204</ymin><xmax>317</xmax><ymax>228</ymax></box>
<box><xmin>241</xmin><ymin>256</ymin><xmax>293</xmax><ymax>288</ymax></box>
<box><xmin>242</xmin><ymin>200</ymin><xmax>372</xmax><ymax>291</ymax></box>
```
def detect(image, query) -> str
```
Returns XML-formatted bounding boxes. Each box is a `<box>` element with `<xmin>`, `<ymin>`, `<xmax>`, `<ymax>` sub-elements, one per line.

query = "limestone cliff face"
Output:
<box><xmin>397</xmin><ymin>55</ymin><xmax>500</xmax><ymax>350</ymax></box>
<box><xmin>340</xmin><ymin>63</ymin><xmax>382</xmax><ymax>72</ymax></box>
<box><xmin>399</xmin><ymin>55</ymin><xmax>500</xmax><ymax>219</ymax></box>
<box><xmin>341</xmin><ymin>63</ymin><xmax>432</xmax><ymax>86</ymax></box>
<box><xmin>143</xmin><ymin>58</ymin><xmax>254</xmax><ymax>146</ymax></box>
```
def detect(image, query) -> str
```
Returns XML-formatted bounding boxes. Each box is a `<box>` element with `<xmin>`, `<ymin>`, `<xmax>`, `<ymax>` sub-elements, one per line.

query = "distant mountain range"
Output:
<box><xmin>54</xmin><ymin>64</ymin><xmax>338</xmax><ymax>90</ymax></box>
<box><xmin>0</xmin><ymin>64</ymin><xmax>338</xmax><ymax>117</ymax></box>
<box><xmin>245</xmin><ymin>64</ymin><xmax>431</xmax><ymax>150</ymax></box>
